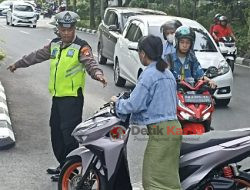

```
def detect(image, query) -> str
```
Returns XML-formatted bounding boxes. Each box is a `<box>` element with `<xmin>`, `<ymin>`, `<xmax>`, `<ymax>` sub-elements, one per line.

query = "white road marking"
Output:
<box><xmin>235</xmin><ymin>64</ymin><xmax>250</xmax><ymax>69</ymax></box>
<box><xmin>20</xmin><ymin>30</ymin><xmax>29</xmax><ymax>34</ymax></box>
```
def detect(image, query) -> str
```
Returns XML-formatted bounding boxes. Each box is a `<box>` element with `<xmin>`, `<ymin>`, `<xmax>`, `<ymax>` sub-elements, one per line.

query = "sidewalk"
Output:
<box><xmin>236</xmin><ymin>57</ymin><xmax>250</xmax><ymax>67</ymax></box>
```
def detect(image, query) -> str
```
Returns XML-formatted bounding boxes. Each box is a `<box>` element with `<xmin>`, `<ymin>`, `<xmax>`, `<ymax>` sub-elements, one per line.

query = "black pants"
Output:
<box><xmin>49</xmin><ymin>90</ymin><xmax>84</xmax><ymax>167</ymax></box>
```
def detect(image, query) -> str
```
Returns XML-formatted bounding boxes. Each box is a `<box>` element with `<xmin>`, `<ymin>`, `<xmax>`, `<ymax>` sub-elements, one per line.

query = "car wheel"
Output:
<box><xmin>97</xmin><ymin>43</ymin><xmax>107</xmax><ymax>65</ymax></box>
<box><xmin>114</xmin><ymin>60</ymin><xmax>126</xmax><ymax>87</ymax></box>
<box><xmin>215</xmin><ymin>98</ymin><xmax>230</xmax><ymax>107</ymax></box>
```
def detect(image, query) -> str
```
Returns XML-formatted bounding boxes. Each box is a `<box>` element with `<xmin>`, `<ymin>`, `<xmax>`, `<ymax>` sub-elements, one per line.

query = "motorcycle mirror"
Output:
<box><xmin>205</xmin><ymin>66</ymin><xmax>218</xmax><ymax>78</ymax></box>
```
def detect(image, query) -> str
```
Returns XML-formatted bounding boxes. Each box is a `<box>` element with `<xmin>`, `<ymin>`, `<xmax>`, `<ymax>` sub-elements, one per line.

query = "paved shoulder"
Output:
<box><xmin>0</xmin><ymin>81</ymin><xmax>15</xmax><ymax>149</ymax></box>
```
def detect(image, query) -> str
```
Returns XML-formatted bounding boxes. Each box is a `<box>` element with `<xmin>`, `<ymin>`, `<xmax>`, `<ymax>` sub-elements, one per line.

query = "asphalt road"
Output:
<box><xmin>0</xmin><ymin>17</ymin><xmax>249</xmax><ymax>190</ymax></box>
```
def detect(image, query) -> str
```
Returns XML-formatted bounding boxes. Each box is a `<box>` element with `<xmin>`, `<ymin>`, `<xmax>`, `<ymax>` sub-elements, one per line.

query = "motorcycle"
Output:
<box><xmin>177</xmin><ymin>77</ymin><xmax>215</xmax><ymax>135</ymax></box>
<box><xmin>58</xmin><ymin>92</ymin><xmax>250</xmax><ymax>190</ymax></box>
<box><xmin>42</xmin><ymin>8</ymin><xmax>53</xmax><ymax>18</ymax></box>
<box><xmin>218</xmin><ymin>36</ymin><xmax>237</xmax><ymax>72</ymax></box>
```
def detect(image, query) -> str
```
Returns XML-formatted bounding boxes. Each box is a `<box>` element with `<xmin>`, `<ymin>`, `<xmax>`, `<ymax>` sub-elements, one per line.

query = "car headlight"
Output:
<box><xmin>218</xmin><ymin>60</ymin><xmax>230</xmax><ymax>75</ymax></box>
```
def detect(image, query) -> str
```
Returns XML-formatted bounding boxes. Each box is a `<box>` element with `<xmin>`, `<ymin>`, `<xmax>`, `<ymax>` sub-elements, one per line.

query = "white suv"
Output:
<box><xmin>113</xmin><ymin>15</ymin><xmax>233</xmax><ymax>106</ymax></box>
<box><xmin>6</xmin><ymin>2</ymin><xmax>37</xmax><ymax>28</ymax></box>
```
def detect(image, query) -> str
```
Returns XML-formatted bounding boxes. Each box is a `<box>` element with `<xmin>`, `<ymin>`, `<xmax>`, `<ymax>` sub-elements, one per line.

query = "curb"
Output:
<box><xmin>0</xmin><ymin>82</ymin><xmax>15</xmax><ymax>149</ymax></box>
<box><xmin>236</xmin><ymin>57</ymin><xmax>250</xmax><ymax>67</ymax></box>
<box><xmin>76</xmin><ymin>27</ymin><xmax>97</xmax><ymax>35</ymax></box>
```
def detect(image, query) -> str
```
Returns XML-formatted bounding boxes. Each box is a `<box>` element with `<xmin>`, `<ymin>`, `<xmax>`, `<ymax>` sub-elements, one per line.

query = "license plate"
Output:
<box><xmin>184</xmin><ymin>94</ymin><xmax>211</xmax><ymax>104</ymax></box>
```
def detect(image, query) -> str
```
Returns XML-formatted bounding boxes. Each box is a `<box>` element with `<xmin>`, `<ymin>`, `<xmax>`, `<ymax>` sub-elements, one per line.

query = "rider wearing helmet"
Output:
<box><xmin>161</xmin><ymin>20</ymin><xmax>182</xmax><ymax>60</ymax></box>
<box><xmin>212</xmin><ymin>15</ymin><xmax>236</xmax><ymax>42</ymax></box>
<box><xmin>209</xmin><ymin>13</ymin><xmax>221</xmax><ymax>35</ymax></box>
<box><xmin>168</xmin><ymin>26</ymin><xmax>216</xmax><ymax>88</ymax></box>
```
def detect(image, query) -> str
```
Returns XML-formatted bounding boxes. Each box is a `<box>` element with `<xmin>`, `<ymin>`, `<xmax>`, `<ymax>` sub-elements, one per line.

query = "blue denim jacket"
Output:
<box><xmin>162</xmin><ymin>42</ymin><xmax>175</xmax><ymax>62</ymax></box>
<box><xmin>170</xmin><ymin>51</ymin><xmax>204</xmax><ymax>80</ymax></box>
<box><xmin>115</xmin><ymin>62</ymin><xmax>178</xmax><ymax>125</ymax></box>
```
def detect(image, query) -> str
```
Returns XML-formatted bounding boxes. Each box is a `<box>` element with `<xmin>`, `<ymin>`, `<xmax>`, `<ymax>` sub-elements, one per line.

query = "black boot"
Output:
<box><xmin>51</xmin><ymin>174</ymin><xmax>60</xmax><ymax>182</ymax></box>
<box><xmin>47</xmin><ymin>166</ymin><xmax>61</xmax><ymax>175</ymax></box>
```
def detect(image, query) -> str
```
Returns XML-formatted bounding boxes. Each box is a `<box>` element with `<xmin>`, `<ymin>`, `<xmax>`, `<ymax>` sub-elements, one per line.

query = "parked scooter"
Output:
<box><xmin>58</xmin><ymin>92</ymin><xmax>250</xmax><ymax>190</ymax></box>
<box><xmin>177</xmin><ymin>78</ymin><xmax>215</xmax><ymax>134</ymax></box>
<box><xmin>218</xmin><ymin>36</ymin><xmax>237</xmax><ymax>72</ymax></box>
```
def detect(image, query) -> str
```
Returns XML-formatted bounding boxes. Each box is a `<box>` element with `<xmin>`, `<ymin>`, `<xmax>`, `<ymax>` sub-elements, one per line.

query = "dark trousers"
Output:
<box><xmin>49</xmin><ymin>91</ymin><xmax>84</xmax><ymax>167</ymax></box>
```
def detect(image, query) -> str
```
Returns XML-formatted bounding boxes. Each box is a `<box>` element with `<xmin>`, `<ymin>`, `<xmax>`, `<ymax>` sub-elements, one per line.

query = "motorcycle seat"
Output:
<box><xmin>181</xmin><ymin>129</ymin><xmax>250</xmax><ymax>155</ymax></box>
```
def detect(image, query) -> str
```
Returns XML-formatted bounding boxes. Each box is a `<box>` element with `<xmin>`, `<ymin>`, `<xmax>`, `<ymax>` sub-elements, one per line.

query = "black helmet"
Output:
<box><xmin>160</xmin><ymin>20</ymin><xmax>182</xmax><ymax>40</ymax></box>
<box><xmin>175</xmin><ymin>26</ymin><xmax>195</xmax><ymax>49</ymax></box>
<box><xmin>55</xmin><ymin>11</ymin><xmax>79</xmax><ymax>28</ymax></box>
<box><xmin>214</xmin><ymin>13</ymin><xmax>222</xmax><ymax>22</ymax></box>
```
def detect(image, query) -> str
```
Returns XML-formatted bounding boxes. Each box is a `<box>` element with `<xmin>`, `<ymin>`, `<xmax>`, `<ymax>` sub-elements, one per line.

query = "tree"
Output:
<box><xmin>72</xmin><ymin>0</ymin><xmax>76</xmax><ymax>11</ymax></box>
<box><xmin>89</xmin><ymin>0</ymin><xmax>95</xmax><ymax>28</ymax></box>
<box><xmin>192</xmin><ymin>0</ymin><xmax>197</xmax><ymax>20</ymax></box>
<box><xmin>118</xmin><ymin>0</ymin><xmax>123</xmax><ymax>6</ymax></box>
<box><xmin>177</xmin><ymin>0</ymin><xmax>181</xmax><ymax>16</ymax></box>
<box><xmin>123</xmin><ymin>0</ymin><xmax>132</xmax><ymax>6</ymax></box>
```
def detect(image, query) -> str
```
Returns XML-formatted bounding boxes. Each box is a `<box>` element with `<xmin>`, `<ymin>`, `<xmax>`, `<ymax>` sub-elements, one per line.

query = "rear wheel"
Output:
<box><xmin>97</xmin><ymin>43</ymin><xmax>107</xmax><ymax>65</ymax></box>
<box><xmin>114</xmin><ymin>60</ymin><xmax>126</xmax><ymax>87</ymax></box>
<box><xmin>58</xmin><ymin>157</ymin><xmax>105</xmax><ymax>190</ymax></box>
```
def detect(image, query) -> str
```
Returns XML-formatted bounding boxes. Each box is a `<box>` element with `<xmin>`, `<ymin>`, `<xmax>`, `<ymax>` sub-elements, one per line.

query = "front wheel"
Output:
<box><xmin>58</xmin><ymin>156</ymin><xmax>105</xmax><ymax>190</ymax></box>
<box><xmin>215</xmin><ymin>98</ymin><xmax>231</xmax><ymax>107</ymax></box>
<box><xmin>97</xmin><ymin>43</ymin><xmax>107</xmax><ymax>65</ymax></box>
<box><xmin>114</xmin><ymin>60</ymin><xmax>126</xmax><ymax>87</ymax></box>
<box><xmin>228</xmin><ymin>60</ymin><xmax>235</xmax><ymax>73</ymax></box>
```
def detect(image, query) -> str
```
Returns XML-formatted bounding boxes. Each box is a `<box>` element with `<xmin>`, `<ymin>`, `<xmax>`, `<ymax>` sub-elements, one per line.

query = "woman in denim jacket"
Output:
<box><xmin>111</xmin><ymin>35</ymin><xmax>182</xmax><ymax>190</ymax></box>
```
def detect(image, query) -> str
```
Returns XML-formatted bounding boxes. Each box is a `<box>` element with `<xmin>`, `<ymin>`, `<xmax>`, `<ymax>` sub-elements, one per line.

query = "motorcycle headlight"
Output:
<box><xmin>202</xmin><ymin>112</ymin><xmax>211</xmax><ymax>121</ymax></box>
<box><xmin>178</xmin><ymin>99</ymin><xmax>195</xmax><ymax>115</ymax></box>
<box><xmin>218</xmin><ymin>60</ymin><xmax>230</xmax><ymax>75</ymax></box>
<box><xmin>180</xmin><ymin>111</ymin><xmax>191</xmax><ymax>120</ymax></box>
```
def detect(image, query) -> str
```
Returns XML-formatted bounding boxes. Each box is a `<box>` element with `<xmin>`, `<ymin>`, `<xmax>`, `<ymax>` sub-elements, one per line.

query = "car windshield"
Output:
<box><xmin>192</xmin><ymin>28</ymin><xmax>217</xmax><ymax>52</ymax></box>
<box><xmin>14</xmin><ymin>5</ymin><xmax>33</xmax><ymax>12</ymax></box>
<box><xmin>121</xmin><ymin>11</ymin><xmax>164</xmax><ymax>31</ymax></box>
<box><xmin>148</xmin><ymin>26</ymin><xmax>217</xmax><ymax>52</ymax></box>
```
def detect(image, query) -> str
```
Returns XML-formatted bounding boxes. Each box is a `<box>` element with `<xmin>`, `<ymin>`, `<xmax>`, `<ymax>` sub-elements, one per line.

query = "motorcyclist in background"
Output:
<box><xmin>212</xmin><ymin>16</ymin><xmax>236</xmax><ymax>43</ymax></box>
<box><xmin>167</xmin><ymin>26</ymin><xmax>216</xmax><ymax>88</ymax></box>
<box><xmin>209</xmin><ymin>13</ymin><xmax>222</xmax><ymax>35</ymax></box>
<box><xmin>161</xmin><ymin>20</ymin><xmax>182</xmax><ymax>61</ymax></box>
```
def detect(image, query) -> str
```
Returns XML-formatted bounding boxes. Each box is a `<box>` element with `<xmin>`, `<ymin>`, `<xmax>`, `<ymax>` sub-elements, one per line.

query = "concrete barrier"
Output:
<box><xmin>0</xmin><ymin>82</ymin><xmax>15</xmax><ymax>149</ymax></box>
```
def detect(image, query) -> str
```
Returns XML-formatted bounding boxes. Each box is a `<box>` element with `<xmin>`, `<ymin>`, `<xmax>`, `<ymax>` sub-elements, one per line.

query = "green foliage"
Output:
<box><xmin>74</xmin><ymin>0</ymin><xmax>250</xmax><ymax>55</ymax></box>
<box><xmin>0</xmin><ymin>50</ymin><xmax>5</xmax><ymax>61</ymax></box>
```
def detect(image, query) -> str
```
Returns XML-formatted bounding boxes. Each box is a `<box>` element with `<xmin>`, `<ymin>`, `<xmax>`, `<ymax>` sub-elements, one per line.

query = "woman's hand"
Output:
<box><xmin>110</xmin><ymin>96</ymin><xmax>118</xmax><ymax>103</ymax></box>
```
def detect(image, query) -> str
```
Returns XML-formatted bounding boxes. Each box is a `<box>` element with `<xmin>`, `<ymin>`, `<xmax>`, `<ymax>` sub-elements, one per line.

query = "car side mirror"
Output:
<box><xmin>108</xmin><ymin>25</ymin><xmax>120</xmax><ymax>32</ymax></box>
<box><xmin>128</xmin><ymin>43</ymin><xmax>138</xmax><ymax>51</ymax></box>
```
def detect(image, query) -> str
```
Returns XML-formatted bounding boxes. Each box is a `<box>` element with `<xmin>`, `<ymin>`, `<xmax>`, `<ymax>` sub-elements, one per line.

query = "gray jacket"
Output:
<box><xmin>14</xmin><ymin>36</ymin><xmax>103</xmax><ymax>80</ymax></box>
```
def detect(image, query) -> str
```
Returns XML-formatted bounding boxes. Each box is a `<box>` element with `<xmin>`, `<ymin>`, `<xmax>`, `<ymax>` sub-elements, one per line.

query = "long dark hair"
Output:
<box><xmin>138</xmin><ymin>35</ymin><xmax>168</xmax><ymax>72</ymax></box>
